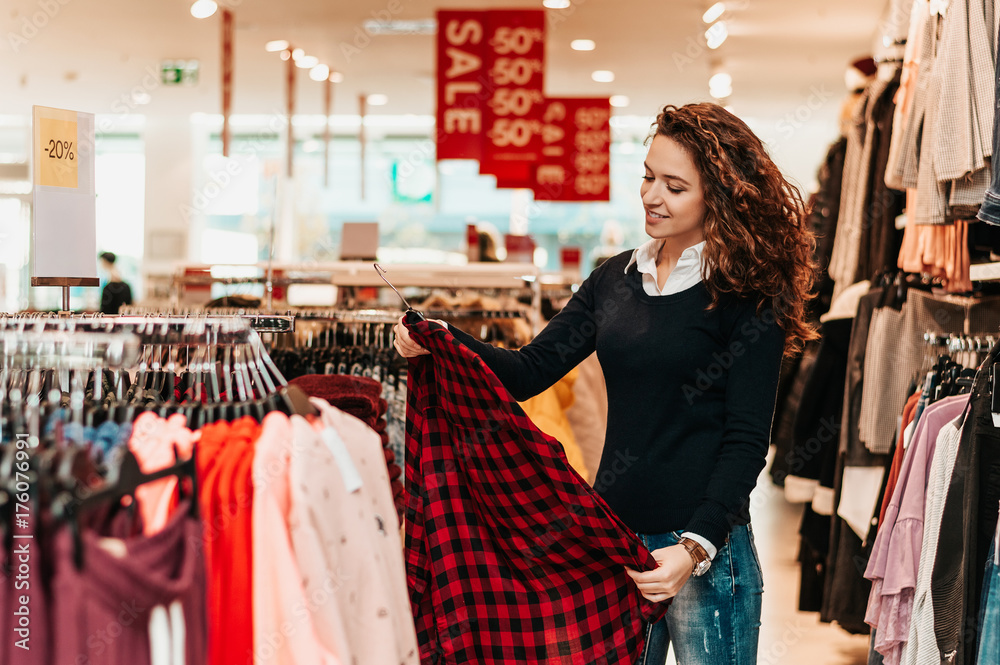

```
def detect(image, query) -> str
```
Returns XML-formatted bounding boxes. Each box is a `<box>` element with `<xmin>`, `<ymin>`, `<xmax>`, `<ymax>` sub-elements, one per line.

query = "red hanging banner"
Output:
<box><xmin>533</xmin><ymin>97</ymin><xmax>611</xmax><ymax>202</ymax></box>
<box><xmin>480</xmin><ymin>9</ymin><xmax>545</xmax><ymax>187</ymax></box>
<box><xmin>435</xmin><ymin>10</ymin><xmax>487</xmax><ymax>161</ymax></box>
<box><xmin>285</xmin><ymin>48</ymin><xmax>295</xmax><ymax>178</ymax></box>
<box><xmin>221</xmin><ymin>8</ymin><xmax>233</xmax><ymax>157</ymax></box>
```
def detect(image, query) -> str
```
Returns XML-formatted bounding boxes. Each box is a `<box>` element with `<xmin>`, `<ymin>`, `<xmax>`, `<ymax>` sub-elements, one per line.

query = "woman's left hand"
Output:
<box><xmin>625</xmin><ymin>544</ymin><xmax>695</xmax><ymax>603</ymax></box>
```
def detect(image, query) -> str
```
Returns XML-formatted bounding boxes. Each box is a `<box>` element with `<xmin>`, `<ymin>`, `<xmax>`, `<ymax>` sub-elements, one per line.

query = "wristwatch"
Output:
<box><xmin>678</xmin><ymin>537</ymin><xmax>712</xmax><ymax>577</ymax></box>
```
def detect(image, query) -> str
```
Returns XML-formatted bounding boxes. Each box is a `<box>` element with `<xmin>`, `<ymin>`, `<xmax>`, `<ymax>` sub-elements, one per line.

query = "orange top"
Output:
<box><xmin>197</xmin><ymin>416</ymin><xmax>260</xmax><ymax>665</ymax></box>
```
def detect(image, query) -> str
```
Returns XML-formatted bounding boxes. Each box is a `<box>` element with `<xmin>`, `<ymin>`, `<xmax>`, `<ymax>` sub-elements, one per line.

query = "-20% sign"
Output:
<box><xmin>44</xmin><ymin>140</ymin><xmax>75</xmax><ymax>161</ymax></box>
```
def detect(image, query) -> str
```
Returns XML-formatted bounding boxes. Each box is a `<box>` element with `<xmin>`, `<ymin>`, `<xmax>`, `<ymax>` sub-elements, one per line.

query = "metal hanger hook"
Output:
<box><xmin>373</xmin><ymin>263</ymin><xmax>413</xmax><ymax>311</ymax></box>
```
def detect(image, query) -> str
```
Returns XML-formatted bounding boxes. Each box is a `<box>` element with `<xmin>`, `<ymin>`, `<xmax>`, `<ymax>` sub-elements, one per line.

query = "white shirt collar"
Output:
<box><xmin>624</xmin><ymin>239</ymin><xmax>707</xmax><ymax>296</ymax></box>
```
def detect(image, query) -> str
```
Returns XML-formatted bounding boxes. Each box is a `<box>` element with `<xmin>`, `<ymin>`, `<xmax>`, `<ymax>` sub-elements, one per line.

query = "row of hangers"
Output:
<box><xmin>0</xmin><ymin>314</ymin><xmax>320</xmax><ymax>568</ymax></box>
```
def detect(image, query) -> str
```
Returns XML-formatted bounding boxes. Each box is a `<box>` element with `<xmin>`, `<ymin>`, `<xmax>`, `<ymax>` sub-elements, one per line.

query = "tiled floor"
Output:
<box><xmin>662</xmin><ymin>456</ymin><xmax>870</xmax><ymax>665</ymax></box>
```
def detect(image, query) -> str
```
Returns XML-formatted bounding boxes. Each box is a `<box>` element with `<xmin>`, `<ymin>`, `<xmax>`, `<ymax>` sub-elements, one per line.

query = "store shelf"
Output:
<box><xmin>173</xmin><ymin>262</ymin><xmax>540</xmax><ymax>290</ymax></box>
<box><xmin>971</xmin><ymin>262</ymin><xmax>1000</xmax><ymax>282</ymax></box>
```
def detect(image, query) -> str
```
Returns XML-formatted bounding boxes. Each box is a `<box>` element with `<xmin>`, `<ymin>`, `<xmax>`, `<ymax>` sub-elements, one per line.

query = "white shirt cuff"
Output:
<box><xmin>682</xmin><ymin>531</ymin><xmax>718</xmax><ymax>560</ymax></box>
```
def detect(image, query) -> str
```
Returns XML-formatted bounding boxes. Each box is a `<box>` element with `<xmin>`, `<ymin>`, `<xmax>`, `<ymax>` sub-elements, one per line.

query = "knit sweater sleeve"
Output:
<box><xmin>445</xmin><ymin>269</ymin><xmax>601</xmax><ymax>402</ymax></box>
<box><xmin>683</xmin><ymin>301</ymin><xmax>786</xmax><ymax>549</ymax></box>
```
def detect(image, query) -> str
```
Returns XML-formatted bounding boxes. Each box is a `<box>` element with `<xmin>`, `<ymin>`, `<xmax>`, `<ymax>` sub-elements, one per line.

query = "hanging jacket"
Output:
<box><xmin>403</xmin><ymin>316</ymin><xmax>668</xmax><ymax>665</ymax></box>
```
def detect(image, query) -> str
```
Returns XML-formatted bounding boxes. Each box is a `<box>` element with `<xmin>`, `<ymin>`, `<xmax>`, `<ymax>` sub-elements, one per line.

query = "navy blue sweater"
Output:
<box><xmin>447</xmin><ymin>250</ymin><xmax>785</xmax><ymax>548</ymax></box>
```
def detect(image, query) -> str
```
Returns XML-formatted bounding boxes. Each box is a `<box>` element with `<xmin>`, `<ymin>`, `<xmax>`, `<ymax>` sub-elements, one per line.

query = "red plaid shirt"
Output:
<box><xmin>404</xmin><ymin>317</ymin><xmax>668</xmax><ymax>664</ymax></box>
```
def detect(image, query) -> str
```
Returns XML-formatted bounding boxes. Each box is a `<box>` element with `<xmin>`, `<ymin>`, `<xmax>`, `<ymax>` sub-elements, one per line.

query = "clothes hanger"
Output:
<box><xmin>56</xmin><ymin>444</ymin><xmax>199</xmax><ymax>569</ymax></box>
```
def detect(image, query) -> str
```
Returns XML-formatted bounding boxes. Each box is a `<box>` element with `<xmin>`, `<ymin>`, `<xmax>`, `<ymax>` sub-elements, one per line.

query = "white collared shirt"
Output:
<box><xmin>624</xmin><ymin>239</ymin><xmax>708</xmax><ymax>296</ymax></box>
<box><xmin>623</xmin><ymin>238</ymin><xmax>718</xmax><ymax>561</ymax></box>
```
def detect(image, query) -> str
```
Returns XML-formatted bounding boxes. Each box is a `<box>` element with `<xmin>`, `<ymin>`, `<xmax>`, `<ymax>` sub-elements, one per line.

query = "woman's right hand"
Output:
<box><xmin>393</xmin><ymin>315</ymin><xmax>431</xmax><ymax>358</ymax></box>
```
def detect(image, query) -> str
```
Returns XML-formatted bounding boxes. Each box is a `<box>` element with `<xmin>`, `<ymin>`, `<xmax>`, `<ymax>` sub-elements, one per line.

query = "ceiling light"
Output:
<box><xmin>279</xmin><ymin>50</ymin><xmax>291</xmax><ymax>61</ymax></box>
<box><xmin>292</xmin><ymin>48</ymin><xmax>304</xmax><ymax>61</ymax></box>
<box><xmin>591</xmin><ymin>70</ymin><xmax>615</xmax><ymax>82</ymax></box>
<box><xmin>295</xmin><ymin>55</ymin><xmax>319</xmax><ymax>69</ymax></box>
<box><xmin>329</xmin><ymin>71</ymin><xmax>344</xmax><ymax>83</ymax></box>
<box><xmin>702</xmin><ymin>2</ymin><xmax>726</xmax><ymax>23</ymax></box>
<box><xmin>132</xmin><ymin>91</ymin><xmax>152</xmax><ymax>105</ymax></box>
<box><xmin>543</xmin><ymin>0</ymin><xmax>571</xmax><ymax>7</ymax></box>
<box><xmin>265</xmin><ymin>40</ymin><xmax>289</xmax><ymax>52</ymax></box>
<box><xmin>705</xmin><ymin>21</ymin><xmax>728</xmax><ymax>49</ymax></box>
<box><xmin>570</xmin><ymin>39</ymin><xmax>595</xmax><ymax>51</ymax></box>
<box><xmin>190</xmin><ymin>0</ymin><xmax>217</xmax><ymax>19</ymax></box>
<box><xmin>709</xmin><ymin>72</ymin><xmax>733</xmax><ymax>99</ymax></box>
<box><xmin>309</xmin><ymin>64</ymin><xmax>330</xmax><ymax>81</ymax></box>
<box><xmin>367</xmin><ymin>94</ymin><xmax>389</xmax><ymax>106</ymax></box>
<box><xmin>361</xmin><ymin>19</ymin><xmax>437</xmax><ymax>34</ymax></box>
<box><xmin>609</xmin><ymin>95</ymin><xmax>630</xmax><ymax>108</ymax></box>
<box><xmin>709</xmin><ymin>72</ymin><xmax>732</xmax><ymax>88</ymax></box>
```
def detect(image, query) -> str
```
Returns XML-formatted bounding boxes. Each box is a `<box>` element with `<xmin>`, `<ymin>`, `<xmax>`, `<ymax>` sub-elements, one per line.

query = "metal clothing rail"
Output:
<box><xmin>117</xmin><ymin>307</ymin><xmax>296</xmax><ymax>334</ymax></box>
<box><xmin>0</xmin><ymin>313</ymin><xmax>258</xmax><ymax>346</ymax></box>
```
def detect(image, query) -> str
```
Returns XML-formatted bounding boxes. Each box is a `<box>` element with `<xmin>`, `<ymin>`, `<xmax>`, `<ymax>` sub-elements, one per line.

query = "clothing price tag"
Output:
<box><xmin>321</xmin><ymin>427</ymin><xmax>363</xmax><ymax>493</ymax></box>
<box><xmin>992</xmin><ymin>412</ymin><xmax>1000</xmax><ymax>428</ymax></box>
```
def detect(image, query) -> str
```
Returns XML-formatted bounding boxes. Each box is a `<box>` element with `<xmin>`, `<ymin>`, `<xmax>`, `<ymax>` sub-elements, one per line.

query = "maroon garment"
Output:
<box><xmin>404</xmin><ymin>318</ymin><xmax>668</xmax><ymax>664</ymax></box>
<box><xmin>5</xmin><ymin>508</ymin><xmax>49</xmax><ymax>665</ymax></box>
<box><xmin>51</xmin><ymin>502</ymin><xmax>207</xmax><ymax>665</ymax></box>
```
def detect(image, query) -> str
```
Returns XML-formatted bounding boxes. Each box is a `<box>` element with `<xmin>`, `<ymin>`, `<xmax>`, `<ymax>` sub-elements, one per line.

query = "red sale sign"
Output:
<box><xmin>533</xmin><ymin>97</ymin><xmax>611</xmax><ymax>201</ymax></box>
<box><xmin>436</xmin><ymin>10</ymin><xmax>487</xmax><ymax>161</ymax></box>
<box><xmin>480</xmin><ymin>10</ymin><xmax>545</xmax><ymax>186</ymax></box>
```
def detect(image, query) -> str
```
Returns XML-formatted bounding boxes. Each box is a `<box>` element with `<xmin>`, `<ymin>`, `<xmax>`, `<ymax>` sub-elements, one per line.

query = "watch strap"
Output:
<box><xmin>678</xmin><ymin>537</ymin><xmax>711</xmax><ymax>576</ymax></box>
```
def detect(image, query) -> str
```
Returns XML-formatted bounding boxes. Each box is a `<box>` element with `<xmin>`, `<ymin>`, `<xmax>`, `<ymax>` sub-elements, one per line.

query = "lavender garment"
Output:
<box><xmin>51</xmin><ymin>502</ymin><xmax>207</xmax><ymax>665</ymax></box>
<box><xmin>864</xmin><ymin>394</ymin><xmax>969</xmax><ymax>665</ymax></box>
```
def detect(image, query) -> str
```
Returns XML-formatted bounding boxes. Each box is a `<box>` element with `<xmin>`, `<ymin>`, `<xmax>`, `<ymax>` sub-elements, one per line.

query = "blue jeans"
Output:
<box><xmin>637</xmin><ymin>525</ymin><xmax>764</xmax><ymax>665</ymax></box>
<box><xmin>978</xmin><ymin>17</ymin><xmax>1000</xmax><ymax>224</ymax></box>
<box><xmin>978</xmin><ymin>538</ymin><xmax>998</xmax><ymax>663</ymax></box>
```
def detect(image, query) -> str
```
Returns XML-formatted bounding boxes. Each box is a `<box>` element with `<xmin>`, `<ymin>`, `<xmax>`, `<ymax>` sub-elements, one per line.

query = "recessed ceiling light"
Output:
<box><xmin>609</xmin><ymin>95</ymin><xmax>630</xmax><ymax>107</ymax></box>
<box><xmin>292</xmin><ymin>48</ymin><xmax>305</xmax><ymax>61</ymax></box>
<box><xmin>295</xmin><ymin>55</ymin><xmax>319</xmax><ymax>69</ymax></box>
<box><xmin>709</xmin><ymin>72</ymin><xmax>733</xmax><ymax>99</ymax></box>
<box><xmin>702</xmin><ymin>2</ymin><xmax>726</xmax><ymax>23</ymax></box>
<box><xmin>361</xmin><ymin>19</ymin><xmax>437</xmax><ymax>34</ymax></box>
<box><xmin>543</xmin><ymin>0</ymin><xmax>571</xmax><ymax>8</ymax></box>
<box><xmin>190</xmin><ymin>0</ymin><xmax>217</xmax><ymax>19</ymax></box>
<box><xmin>279</xmin><ymin>50</ymin><xmax>291</xmax><ymax>61</ymax></box>
<box><xmin>705</xmin><ymin>21</ymin><xmax>728</xmax><ymax>49</ymax></box>
<box><xmin>309</xmin><ymin>64</ymin><xmax>330</xmax><ymax>82</ymax></box>
<box><xmin>591</xmin><ymin>70</ymin><xmax>615</xmax><ymax>83</ymax></box>
<box><xmin>329</xmin><ymin>71</ymin><xmax>344</xmax><ymax>83</ymax></box>
<box><xmin>265</xmin><ymin>40</ymin><xmax>289</xmax><ymax>52</ymax></box>
<box><xmin>708</xmin><ymin>72</ymin><xmax>732</xmax><ymax>88</ymax></box>
<box><xmin>571</xmin><ymin>39</ymin><xmax>595</xmax><ymax>51</ymax></box>
<box><xmin>367</xmin><ymin>94</ymin><xmax>389</xmax><ymax>106</ymax></box>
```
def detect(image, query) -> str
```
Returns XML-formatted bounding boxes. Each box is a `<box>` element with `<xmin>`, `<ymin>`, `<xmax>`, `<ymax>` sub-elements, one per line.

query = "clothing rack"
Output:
<box><xmin>424</xmin><ymin>308</ymin><xmax>529</xmax><ymax>320</ymax></box>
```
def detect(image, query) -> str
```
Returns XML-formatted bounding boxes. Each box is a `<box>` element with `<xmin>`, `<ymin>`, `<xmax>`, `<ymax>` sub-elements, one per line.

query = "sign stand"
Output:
<box><xmin>31</xmin><ymin>106</ymin><xmax>100</xmax><ymax>311</ymax></box>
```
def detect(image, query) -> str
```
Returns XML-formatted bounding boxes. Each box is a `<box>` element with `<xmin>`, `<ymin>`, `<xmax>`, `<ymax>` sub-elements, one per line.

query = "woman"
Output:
<box><xmin>394</xmin><ymin>103</ymin><xmax>817</xmax><ymax>664</ymax></box>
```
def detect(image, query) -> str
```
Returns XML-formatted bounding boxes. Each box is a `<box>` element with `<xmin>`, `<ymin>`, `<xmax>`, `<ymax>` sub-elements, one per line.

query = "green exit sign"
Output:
<box><xmin>161</xmin><ymin>60</ymin><xmax>200</xmax><ymax>86</ymax></box>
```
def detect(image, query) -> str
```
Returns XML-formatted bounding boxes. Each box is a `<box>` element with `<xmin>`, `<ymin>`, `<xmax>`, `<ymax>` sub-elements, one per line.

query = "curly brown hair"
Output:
<box><xmin>650</xmin><ymin>103</ymin><xmax>819</xmax><ymax>355</ymax></box>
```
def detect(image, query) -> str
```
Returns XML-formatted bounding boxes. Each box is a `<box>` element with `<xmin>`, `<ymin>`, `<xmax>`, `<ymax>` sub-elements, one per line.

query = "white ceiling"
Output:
<box><xmin>1</xmin><ymin>0</ymin><xmax>888</xmax><ymax>121</ymax></box>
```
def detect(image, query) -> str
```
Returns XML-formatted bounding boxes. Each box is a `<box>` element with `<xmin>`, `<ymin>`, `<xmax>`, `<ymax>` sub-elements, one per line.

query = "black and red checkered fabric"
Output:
<box><xmin>403</xmin><ymin>317</ymin><xmax>668</xmax><ymax>664</ymax></box>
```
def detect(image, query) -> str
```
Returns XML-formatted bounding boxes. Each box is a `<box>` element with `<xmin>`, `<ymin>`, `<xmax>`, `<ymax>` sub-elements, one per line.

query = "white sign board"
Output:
<box><xmin>31</xmin><ymin>105</ymin><xmax>99</xmax><ymax>286</ymax></box>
